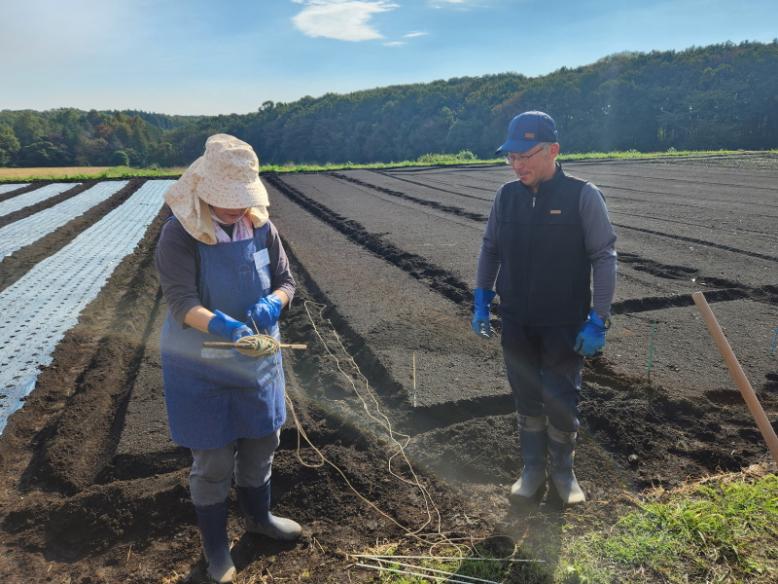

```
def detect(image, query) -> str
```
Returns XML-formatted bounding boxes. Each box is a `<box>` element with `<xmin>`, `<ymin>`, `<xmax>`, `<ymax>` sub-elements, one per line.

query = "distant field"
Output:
<box><xmin>0</xmin><ymin>166</ymin><xmax>185</xmax><ymax>182</ymax></box>
<box><xmin>0</xmin><ymin>167</ymin><xmax>111</xmax><ymax>178</ymax></box>
<box><xmin>2</xmin><ymin>150</ymin><xmax>776</xmax><ymax>182</ymax></box>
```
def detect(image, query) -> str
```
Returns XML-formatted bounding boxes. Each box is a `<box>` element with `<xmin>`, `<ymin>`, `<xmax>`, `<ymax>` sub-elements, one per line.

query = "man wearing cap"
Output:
<box><xmin>156</xmin><ymin>134</ymin><xmax>301</xmax><ymax>582</ymax></box>
<box><xmin>472</xmin><ymin>111</ymin><xmax>617</xmax><ymax>506</ymax></box>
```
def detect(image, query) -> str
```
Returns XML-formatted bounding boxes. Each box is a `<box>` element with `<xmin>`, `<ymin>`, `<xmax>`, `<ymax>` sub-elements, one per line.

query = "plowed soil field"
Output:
<box><xmin>1</xmin><ymin>154</ymin><xmax>777</xmax><ymax>583</ymax></box>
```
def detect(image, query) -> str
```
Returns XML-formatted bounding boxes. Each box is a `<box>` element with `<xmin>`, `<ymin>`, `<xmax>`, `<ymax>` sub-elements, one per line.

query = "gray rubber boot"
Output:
<box><xmin>547</xmin><ymin>424</ymin><xmax>586</xmax><ymax>505</ymax></box>
<box><xmin>509</xmin><ymin>415</ymin><xmax>547</xmax><ymax>502</ymax></box>
<box><xmin>194</xmin><ymin>502</ymin><xmax>236</xmax><ymax>583</ymax></box>
<box><xmin>237</xmin><ymin>480</ymin><xmax>302</xmax><ymax>541</ymax></box>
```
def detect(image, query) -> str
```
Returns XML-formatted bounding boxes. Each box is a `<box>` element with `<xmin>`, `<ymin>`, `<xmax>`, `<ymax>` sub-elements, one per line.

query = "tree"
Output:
<box><xmin>112</xmin><ymin>150</ymin><xmax>130</xmax><ymax>166</ymax></box>
<box><xmin>0</xmin><ymin>124</ymin><xmax>21</xmax><ymax>166</ymax></box>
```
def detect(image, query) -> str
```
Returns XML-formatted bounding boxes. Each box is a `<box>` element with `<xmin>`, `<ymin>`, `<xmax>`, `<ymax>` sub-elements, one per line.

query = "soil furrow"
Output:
<box><xmin>28</xmin><ymin>213</ymin><xmax>167</xmax><ymax>495</ymax></box>
<box><xmin>584</xmin><ymin>169</ymin><xmax>778</xmax><ymax>193</ymax></box>
<box><xmin>331</xmin><ymin>172</ymin><xmax>488</xmax><ymax>221</ymax></box>
<box><xmin>0</xmin><ymin>209</ymin><xmax>169</xmax><ymax>498</ymax></box>
<box><xmin>282</xmin><ymin>244</ymin><xmax>521</xmax><ymax>436</ymax></box>
<box><xmin>377</xmin><ymin>169</ymin><xmax>495</xmax><ymax>198</ymax></box>
<box><xmin>266</xmin><ymin>173</ymin><xmax>474</xmax><ymax>306</ymax></box>
<box><xmin>614</xmin><ymin>222</ymin><xmax>778</xmax><ymax>263</ymax></box>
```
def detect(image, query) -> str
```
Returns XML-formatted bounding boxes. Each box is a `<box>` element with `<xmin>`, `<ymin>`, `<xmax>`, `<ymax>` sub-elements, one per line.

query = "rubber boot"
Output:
<box><xmin>237</xmin><ymin>480</ymin><xmax>302</xmax><ymax>541</ymax></box>
<box><xmin>547</xmin><ymin>424</ymin><xmax>586</xmax><ymax>505</ymax></box>
<box><xmin>509</xmin><ymin>415</ymin><xmax>547</xmax><ymax>502</ymax></box>
<box><xmin>194</xmin><ymin>502</ymin><xmax>236</xmax><ymax>583</ymax></box>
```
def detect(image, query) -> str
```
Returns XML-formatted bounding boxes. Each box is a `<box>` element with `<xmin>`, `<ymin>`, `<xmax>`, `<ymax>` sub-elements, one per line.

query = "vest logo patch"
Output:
<box><xmin>550</xmin><ymin>209</ymin><xmax>562</xmax><ymax>215</ymax></box>
<box><xmin>524</xmin><ymin>131</ymin><xmax>535</xmax><ymax>139</ymax></box>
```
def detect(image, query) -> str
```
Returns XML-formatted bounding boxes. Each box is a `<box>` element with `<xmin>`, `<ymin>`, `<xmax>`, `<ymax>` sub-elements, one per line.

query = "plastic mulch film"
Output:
<box><xmin>0</xmin><ymin>180</ymin><xmax>129</xmax><ymax>261</ymax></box>
<box><xmin>0</xmin><ymin>184</ymin><xmax>30</xmax><ymax>195</ymax></box>
<box><xmin>0</xmin><ymin>180</ymin><xmax>175</xmax><ymax>434</ymax></box>
<box><xmin>0</xmin><ymin>183</ymin><xmax>81</xmax><ymax>218</ymax></box>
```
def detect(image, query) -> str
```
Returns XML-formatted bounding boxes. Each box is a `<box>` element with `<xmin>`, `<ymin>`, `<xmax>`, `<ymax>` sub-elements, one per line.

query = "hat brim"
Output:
<box><xmin>495</xmin><ymin>138</ymin><xmax>541</xmax><ymax>155</ymax></box>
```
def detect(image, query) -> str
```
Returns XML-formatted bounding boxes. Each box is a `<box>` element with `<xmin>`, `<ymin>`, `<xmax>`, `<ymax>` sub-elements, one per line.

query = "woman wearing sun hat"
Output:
<box><xmin>155</xmin><ymin>134</ymin><xmax>301</xmax><ymax>583</ymax></box>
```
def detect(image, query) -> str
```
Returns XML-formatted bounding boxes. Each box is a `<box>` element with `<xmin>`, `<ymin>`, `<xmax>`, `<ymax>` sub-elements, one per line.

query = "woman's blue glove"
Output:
<box><xmin>574</xmin><ymin>309</ymin><xmax>608</xmax><ymax>357</ymax></box>
<box><xmin>208</xmin><ymin>310</ymin><xmax>253</xmax><ymax>342</ymax></box>
<box><xmin>247</xmin><ymin>294</ymin><xmax>283</xmax><ymax>331</ymax></box>
<box><xmin>471</xmin><ymin>288</ymin><xmax>496</xmax><ymax>338</ymax></box>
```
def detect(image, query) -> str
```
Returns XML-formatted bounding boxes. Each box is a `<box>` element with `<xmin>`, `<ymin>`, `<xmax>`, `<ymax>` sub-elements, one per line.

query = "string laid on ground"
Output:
<box><xmin>281</xmin><ymin>300</ymin><xmax>532</xmax><ymax>576</ymax></box>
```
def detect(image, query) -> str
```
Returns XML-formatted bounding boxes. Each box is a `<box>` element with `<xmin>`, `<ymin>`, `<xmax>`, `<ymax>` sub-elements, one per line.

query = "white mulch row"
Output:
<box><xmin>0</xmin><ymin>179</ymin><xmax>174</xmax><ymax>434</ymax></box>
<box><xmin>0</xmin><ymin>183</ymin><xmax>81</xmax><ymax>218</ymax></box>
<box><xmin>0</xmin><ymin>184</ymin><xmax>30</xmax><ymax>195</ymax></box>
<box><xmin>0</xmin><ymin>181</ymin><xmax>129</xmax><ymax>261</ymax></box>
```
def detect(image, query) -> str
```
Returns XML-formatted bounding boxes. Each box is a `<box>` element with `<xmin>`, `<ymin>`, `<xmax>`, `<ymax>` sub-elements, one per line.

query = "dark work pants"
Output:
<box><xmin>501</xmin><ymin>319</ymin><xmax>583</xmax><ymax>433</ymax></box>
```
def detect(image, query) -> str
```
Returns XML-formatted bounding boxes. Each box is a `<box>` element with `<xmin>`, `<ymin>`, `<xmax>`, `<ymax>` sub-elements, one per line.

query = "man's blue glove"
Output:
<box><xmin>471</xmin><ymin>288</ymin><xmax>496</xmax><ymax>338</ymax></box>
<box><xmin>574</xmin><ymin>309</ymin><xmax>609</xmax><ymax>357</ymax></box>
<box><xmin>208</xmin><ymin>309</ymin><xmax>253</xmax><ymax>342</ymax></box>
<box><xmin>247</xmin><ymin>294</ymin><xmax>283</xmax><ymax>332</ymax></box>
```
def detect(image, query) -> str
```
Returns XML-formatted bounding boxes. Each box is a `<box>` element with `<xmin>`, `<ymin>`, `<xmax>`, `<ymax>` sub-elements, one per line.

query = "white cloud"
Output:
<box><xmin>292</xmin><ymin>1</ymin><xmax>398</xmax><ymax>42</ymax></box>
<box><xmin>383</xmin><ymin>40</ymin><xmax>406</xmax><ymax>47</ymax></box>
<box><xmin>403</xmin><ymin>31</ymin><xmax>429</xmax><ymax>38</ymax></box>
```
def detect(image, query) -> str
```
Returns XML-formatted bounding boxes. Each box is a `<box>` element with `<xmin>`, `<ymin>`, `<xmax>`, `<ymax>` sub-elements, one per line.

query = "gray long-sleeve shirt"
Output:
<box><xmin>476</xmin><ymin>181</ymin><xmax>617</xmax><ymax>317</ymax></box>
<box><xmin>155</xmin><ymin>217</ymin><xmax>296</xmax><ymax>324</ymax></box>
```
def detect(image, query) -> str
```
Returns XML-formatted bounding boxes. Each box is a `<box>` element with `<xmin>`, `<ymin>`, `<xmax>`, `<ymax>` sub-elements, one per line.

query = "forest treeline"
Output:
<box><xmin>1</xmin><ymin>41</ymin><xmax>777</xmax><ymax>167</ymax></box>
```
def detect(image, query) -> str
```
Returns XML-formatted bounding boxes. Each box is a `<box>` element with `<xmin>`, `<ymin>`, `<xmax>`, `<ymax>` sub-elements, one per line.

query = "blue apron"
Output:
<box><xmin>160</xmin><ymin>221</ymin><xmax>286</xmax><ymax>449</ymax></box>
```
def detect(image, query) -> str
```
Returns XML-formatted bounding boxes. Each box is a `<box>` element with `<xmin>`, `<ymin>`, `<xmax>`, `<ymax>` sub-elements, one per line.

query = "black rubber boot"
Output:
<box><xmin>194</xmin><ymin>502</ymin><xmax>236</xmax><ymax>583</ymax></box>
<box><xmin>547</xmin><ymin>424</ymin><xmax>586</xmax><ymax>505</ymax></box>
<box><xmin>509</xmin><ymin>415</ymin><xmax>547</xmax><ymax>502</ymax></box>
<box><xmin>237</xmin><ymin>480</ymin><xmax>302</xmax><ymax>541</ymax></box>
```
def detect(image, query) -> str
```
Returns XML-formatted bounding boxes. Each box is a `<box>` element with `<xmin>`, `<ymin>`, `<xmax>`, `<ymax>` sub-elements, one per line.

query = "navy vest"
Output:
<box><xmin>495</xmin><ymin>167</ymin><xmax>591</xmax><ymax>326</ymax></box>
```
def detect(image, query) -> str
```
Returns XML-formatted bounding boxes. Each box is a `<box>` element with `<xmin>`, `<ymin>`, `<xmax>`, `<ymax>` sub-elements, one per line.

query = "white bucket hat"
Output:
<box><xmin>165</xmin><ymin>134</ymin><xmax>270</xmax><ymax>244</ymax></box>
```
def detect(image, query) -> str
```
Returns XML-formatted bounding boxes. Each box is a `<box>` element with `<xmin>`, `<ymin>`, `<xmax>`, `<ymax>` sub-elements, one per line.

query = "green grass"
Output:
<box><xmin>359</xmin><ymin>472</ymin><xmax>777</xmax><ymax>584</ymax></box>
<box><xmin>2</xmin><ymin>149</ymin><xmax>776</xmax><ymax>182</ymax></box>
<box><xmin>559</xmin><ymin>472</ymin><xmax>778</xmax><ymax>583</ymax></box>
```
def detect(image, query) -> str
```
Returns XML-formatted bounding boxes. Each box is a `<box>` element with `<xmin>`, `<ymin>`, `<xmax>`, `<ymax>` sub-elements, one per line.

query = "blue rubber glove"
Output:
<box><xmin>208</xmin><ymin>310</ymin><xmax>253</xmax><ymax>342</ymax></box>
<box><xmin>246</xmin><ymin>294</ymin><xmax>283</xmax><ymax>332</ymax></box>
<box><xmin>471</xmin><ymin>288</ymin><xmax>496</xmax><ymax>338</ymax></box>
<box><xmin>574</xmin><ymin>309</ymin><xmax>608</xmax><ymax>357</ymax></box>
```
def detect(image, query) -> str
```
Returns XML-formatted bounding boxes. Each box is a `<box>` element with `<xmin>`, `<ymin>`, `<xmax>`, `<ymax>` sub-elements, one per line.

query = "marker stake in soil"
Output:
<box><xmin>692</xmin><ymin>291</ymin><xmax>778</xmax><ymax>464</ymax></box>
<box><xmin>646</xmin><ymin>319</ymin><xmax>658</xmax><ymax>383</ymax></box>
<box><xmin>412</xmin><ymin>351</ymin><xmax>417</xmax><ymax>408</ymax></box>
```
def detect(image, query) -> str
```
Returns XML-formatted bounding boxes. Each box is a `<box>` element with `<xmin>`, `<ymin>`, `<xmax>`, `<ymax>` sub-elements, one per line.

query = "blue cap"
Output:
<box><xmin>496</xmin><ymin>111</ymin><xmax>558</xmax><ymax>154</ymax></box>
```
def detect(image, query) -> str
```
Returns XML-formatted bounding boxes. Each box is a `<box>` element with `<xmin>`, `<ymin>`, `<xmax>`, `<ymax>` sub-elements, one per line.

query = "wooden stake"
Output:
<box><xmin>412</xmin><ymin>351</ymin><xmax>417</xmax><ymax>408</ymax></box>
<box><xmin>692</xmin><ymin>292</ymin><xmax>778</xmax><ymax>465</ymax></box>
<box><xmin>203</xmin><ymin>341</ymin><xmax>307</xmax><ymax>350</ymax></box>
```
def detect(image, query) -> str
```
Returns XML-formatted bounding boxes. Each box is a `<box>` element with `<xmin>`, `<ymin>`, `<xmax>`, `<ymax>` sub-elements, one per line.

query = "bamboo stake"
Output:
<box><xmin>692</xmin><ymin>292</ymin><xmax>778</xmax><ymax>464</ymax></box>
<box><xmin>355</xmin><ymin>563</ymin><xmax>499</xmax><ymax>584</ymax></box>
<box><xmin>354</xmin><ymin>554</ymin><xmax>543</xmax><ymax>563</ymax></box>
<box><xmin>412</xmin><ymin>351</ymin><xmax>417</xmax><ymax>408</ymax></box>
<box><xmin>202</xmin><ymin>341</ymin><xmax>308</xmax><ymax>350</ymax></box>
<box><xmin>363</xmin><ymin>559</ymin><xmax>503</xmax><ymax>583</ymax></box>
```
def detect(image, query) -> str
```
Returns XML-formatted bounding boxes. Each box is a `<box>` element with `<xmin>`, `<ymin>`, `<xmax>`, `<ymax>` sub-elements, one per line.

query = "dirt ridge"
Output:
<box><xmin>267</xmin><ymin>173</ymin><xmax>473</xmax><ymax>306</ymax></box>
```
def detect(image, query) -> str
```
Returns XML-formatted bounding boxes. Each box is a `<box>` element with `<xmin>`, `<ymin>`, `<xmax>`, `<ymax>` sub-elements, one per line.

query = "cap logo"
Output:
<box><xmin>524</xmin><ymin>131</ymin><xmax>535</xmax><ymax>139</ymax></box>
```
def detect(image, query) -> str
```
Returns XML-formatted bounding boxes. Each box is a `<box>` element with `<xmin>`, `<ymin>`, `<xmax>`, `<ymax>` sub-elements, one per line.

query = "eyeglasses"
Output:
<box><xmin>504</xmin><ymin>146</ymin><xmax>546</xmax><ymax>165</ymax></box>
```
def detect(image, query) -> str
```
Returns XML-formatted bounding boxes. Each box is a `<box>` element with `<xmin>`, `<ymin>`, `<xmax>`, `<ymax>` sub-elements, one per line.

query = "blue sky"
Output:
<box><xmin>1</xmin><ymin>0</ymin><xmax>775</xmax><ymax>115</ymax></box>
